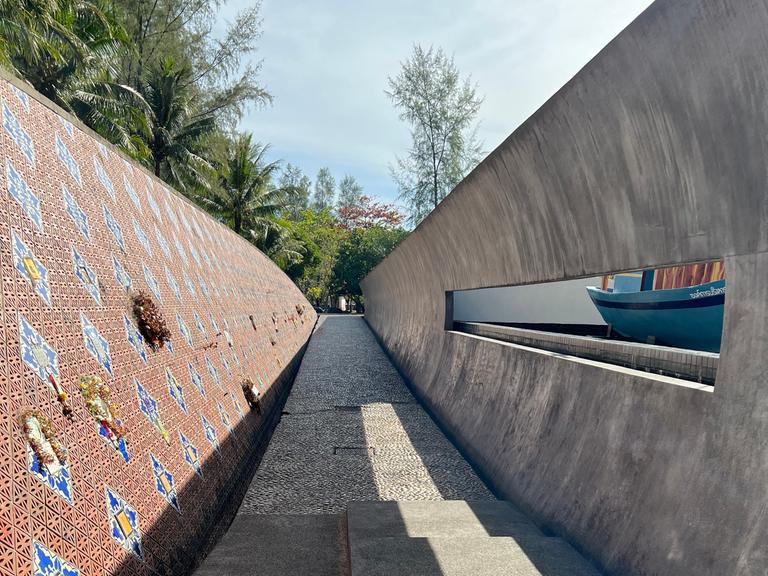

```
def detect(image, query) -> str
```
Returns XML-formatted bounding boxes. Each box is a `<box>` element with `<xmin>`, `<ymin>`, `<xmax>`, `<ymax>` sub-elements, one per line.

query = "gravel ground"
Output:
<box><xmin>238</xmin><ymin>315</ymin><xmax>494</xmax><ymax>515</ymax></box>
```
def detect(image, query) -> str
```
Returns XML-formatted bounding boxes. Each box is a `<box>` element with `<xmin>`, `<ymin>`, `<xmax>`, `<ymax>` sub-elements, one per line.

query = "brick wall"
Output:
<box><xmin>0</xmin><ymin>73</ymin><xmax>316</xmax><ymax>576</ymax></box>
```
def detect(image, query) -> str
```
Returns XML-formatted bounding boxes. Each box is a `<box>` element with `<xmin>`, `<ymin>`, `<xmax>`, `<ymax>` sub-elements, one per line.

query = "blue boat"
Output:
<box><xmin>586</xmin><ymin>279</ymin><xmax>725</xmax><ymax>352</ymax></box>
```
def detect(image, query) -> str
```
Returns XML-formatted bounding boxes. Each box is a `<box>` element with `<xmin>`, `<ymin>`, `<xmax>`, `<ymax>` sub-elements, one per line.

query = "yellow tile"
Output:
<box><xmin>22</xmin><ymin>257</ymin><xmax>41</xmax><ymax>281</ymax></box>
<box><xmin>159</xmin><ymin>474</ymin><xmax>171</xmax><ymax>494</ymax></box>
<box><xmin>115</xmin><ymin>510</ymin><xmax>133</xmax><ymax>538</ymax></box>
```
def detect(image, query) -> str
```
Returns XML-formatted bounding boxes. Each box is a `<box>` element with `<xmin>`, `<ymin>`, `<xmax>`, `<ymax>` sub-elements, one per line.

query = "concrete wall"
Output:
<box><xmin>362</xmin><ymin>1</ymin><xmax>768</xmax><ymax>575</ymax></box>
<box><xmin>452</xmin><ymin>278</ymin><xmax>605</xmax><ymax>325</ymax></box>
<box><xmin>0</xmin><ymin>73</ymin><xmax>315</xmax><ymax>576</ymax></box>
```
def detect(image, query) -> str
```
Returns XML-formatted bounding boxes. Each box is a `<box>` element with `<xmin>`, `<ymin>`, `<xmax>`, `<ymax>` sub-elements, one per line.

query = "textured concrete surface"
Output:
<box><xmin>239</xmin><ymin>315</ymin><xmax>494</xmax><ymax>515</ymax></box>
<box><xmin>361</xmin><ymin>1</ymin><xmax>768</xmax><ymax>575</ymax></box>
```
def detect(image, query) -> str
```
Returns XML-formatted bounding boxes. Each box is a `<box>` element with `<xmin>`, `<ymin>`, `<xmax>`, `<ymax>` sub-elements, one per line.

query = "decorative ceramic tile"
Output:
<box><xmin>80</xmin><ymin>312</ymin><xmax>113</xmax><ymax>376</ymax></box>
<box><xmin>219</xmin><ymin>350</ymin><xmax>231</xmax><ymax>376</ymax></box>
<box><xmin>18</xmin><ymin>313</ymin><xmax>59</xmax><ymax>384</ymax></box>
<box><xmin>198</xmin><ymin>274</ymin><xmax>210</xmax><ymax>302</ymax></box>
<box><xmin>12</xmin><ymin>230</ymin><xmax>51</xmax><ymax>306</ymax></box>
<box><xmin>166</xmin><ymin>337</ymin><xmax>174</xmax><ymax>354</ymax></box>
<box><xmin>179</xmin><ymin>210</ymin><xmax>192</xmax><ymax>234</ymax></box>
<box><xmin>112</xmin><ymin>253</ymin><xmax>132</xmax><ymax>291</ymax></box>
<box><xmin>98</xmin><ymin>141</ymin><xmax>110</xmax><ymax>159</ymax></box>
<box><xmin>176</xmin><ymin>313</ymin><xmax>193</xmax><ymax>347</ymax></box>
<box><xmin>188</xmin><ymin>362</ymin><xmax>205</xmax><ymax>397</ymax></box>
<box><xmin>132</xmin><ymin>218</ymin><xmax>152</xmax><ymax>256</ymax></box>
<box><xmin>188</xmin><ymin>242</ymin><xmax>202</xmax><ymax>268</ymax></box>
<box><xmin>3</xmin><ymin>101</ymin><xmax>35</xmax><ymax>164</ymax></box>
<box><xmin>173</xmin><ymin>233</ymin><xmax>188</xmax><ymax>264</ymax></box>
<box><xmin>143</xmin><ymin>263</ymin><xmax>162</xmax><ymax>301</ymax></box>
<box><xmin>205</xmin><ymin>354</ymin><xmax>220</xmax><ymax>387</ymax></box>
<box><xmin>218</xmin><ymin>402</ymin><xmax>234</xmax><ymax>435</ymax></box>
<box><xmin>6</xmin><ymin>157</ymin><xmax>42</xmax><ymax>230</ymax></box>
<box><xmin>231</xmin><ymin>348</ymin><xmax>240</xmax><ymax>367</ymax></box>
<box><xmin>164</xmin><ymin>266</ymin><xmax>181</xmax><ymax>301</ymax></box>
<box><xmin>166</xmin><ymin>368</ymin><xmax>187</xmax><ymax>414</ymax></box>
<box><xmin>179</xmin><ymin>431</ymin><xmax>202</xmax><ymax>477</ymax></box>
<box><xmin>123</xmin><ymin>174</ymin><xmax>141</xmax><ymax>211</ymax></box>
<box><xmin>93</xmin><ymin>156</ymin><xmax>115</xmax><ymax>200</ymax></box>
<box><xmin>104</xmin><ymin>485</ymin><xmax>143</xmax><ymax>558</ymax></box>
<box><xmin>28</xmin><ymin>445</ymin><xmax>73</xmax><ymax>504</ymax></box>
<box><xmin>201</xmin><ymin>414</ymin><xmax>218</xmax><ymax>451</ymax></box>
<box><xmin>149</xmin><ymin>453</ymin><xmax>180</xmax><ymax>512</ymax></box>
<box><xmin>208</xmin><ymin>313</ymin><xmax>219</xmax><ymax>334</ymax></box>
<box><xmin>136</xmin><ymin>378</ymin><xmax>170</xmax><ymax>444</ymax></box>
<box><xmin>124</xmin><ymin>314</ymin><xmax>148</xmax><ymax>363</ymax></box>
<box><xmin>98</xmin><ymin>421</ymin><xmax>130</xmax><ymax>462</ymax></box>
<box><xmin>122</xmin><ymin>156</ymin><xmax>133</xmax><ymax>173</ymax></box>
<box><xmin>33</xmin><ymin>540</ymin><xmax>79</xmax><ymax>576</ymax></box>
<box><xmin>155</xmin><ymin>226</ymin><xmax>171</xmax><ymax>259</ymax></box>
<box><xmin>231</xmin><ymin>392</ymin><xmax>244</xmax><ymax>418</ymax></box>
<box><xmin>183</xmin><ymin>272</ymin><xmax>196</xmax><ymax>298</ymax></box>
<box><xmin>10</xmin><ymin>83</ymin><xmax>29</xmax><ymax>111</ymax></box>
<box><xmin>62</xmin><ymin>185</ymin><xmax>90</xmax><ymax>240</ymax></box>
<box><xmin>59</xmin><ymin>115</ymin><xmax>74</xmax><ymax>137</ymax></box>
<box><xmin>103</xmin><ymin>203</ymin><xmax>125</xmax><ymax>251</ymax></box>
<box><xmin>55</xmin><ymin>133</ymin><xmax>81</xmax><ymax>185</ymax></box>
<box><xmin>146</xmin><ymin>185</ymin><xmax>162</xmax><ymax>222</ymax></box>
<box><xmin>165</xmin><ymin>200</ymin><xmax>179</xmax><ymax>229</ymax></box>
<box><xmin>194</xmin><ymin>311</ymin><xmax>206</xmax><ymax>338</ymax></box>
<box><xmin>71</xmin><ymin>245</ymin><xmax>101</xmax><ymax>304</ymax></box>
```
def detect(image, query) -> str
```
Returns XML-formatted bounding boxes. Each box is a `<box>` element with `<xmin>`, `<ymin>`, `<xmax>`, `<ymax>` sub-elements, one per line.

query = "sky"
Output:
<box><xmin>221</xmin><ymin>0</ymin><xmax>654</xmax><ymax>206</ymax></box>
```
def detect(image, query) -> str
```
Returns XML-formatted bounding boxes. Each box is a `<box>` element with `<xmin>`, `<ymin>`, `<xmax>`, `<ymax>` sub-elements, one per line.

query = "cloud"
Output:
<box><xmin>228</xmin><ymin>0</ymin><xmax>654</xmax><ymax>203</ymax></box>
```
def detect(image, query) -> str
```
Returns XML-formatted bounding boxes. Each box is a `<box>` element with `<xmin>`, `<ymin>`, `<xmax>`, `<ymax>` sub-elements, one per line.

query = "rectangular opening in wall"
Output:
<box><xmin>449</xmin><ymin>261</ymin><xmax>725</xmax><ymax>385</ymax></box>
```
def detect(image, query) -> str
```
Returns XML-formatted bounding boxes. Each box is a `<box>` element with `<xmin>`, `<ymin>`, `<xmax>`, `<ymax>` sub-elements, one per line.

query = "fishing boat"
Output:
<box><xmin>586</xmin><ymin>262</ymin><xmax>725</xmax><ymax>353</ymax></box>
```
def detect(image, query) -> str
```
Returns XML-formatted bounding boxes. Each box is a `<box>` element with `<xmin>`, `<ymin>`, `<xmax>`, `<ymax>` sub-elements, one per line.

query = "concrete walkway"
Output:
<box><xmin>195</xmin><ymin>315</ymin><xmax>494</xmax><ymax>575</ymax></box>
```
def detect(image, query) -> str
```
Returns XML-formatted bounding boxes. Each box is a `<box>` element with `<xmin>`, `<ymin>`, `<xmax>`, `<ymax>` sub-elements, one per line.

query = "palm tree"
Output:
<box><xmin>0</xmin><ymin>0</ymin><xmax>147</xmax><ymax>153</ymax></box>
<box><xmin>201</xmin><ymin>133</ymin><xmax>295</xmax><ymax>236</ymax></box>
<box><xmin>141</xmin><ymin>58</ymin><xmax>216</xmax><ymax>190</ymax></box>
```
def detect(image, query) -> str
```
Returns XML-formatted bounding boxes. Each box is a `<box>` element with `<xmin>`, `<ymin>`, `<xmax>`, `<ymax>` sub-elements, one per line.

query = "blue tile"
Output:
<box><xmin>166</xmin><ymin>368</ymin><xmax>187</xmax><ymax>414</ymax></box>
<box><xmin>104</xmin><ymin>485</ymin><xmax>143</xmax><ymax>558</ymax></box>
<box><xmin>164</xmin><ymin>266</ymin><xmax>181</xmax><ymax>301</ymax></box>
<box><xmin>71</xmin><ymin>245</ymin><xmax>101</xmax><ymax>304</ymax></box>
<box><xmin>18</xmin><ymin>313</ymin><xmax>59</xmax><ymax>384</ymax></box>
<box><xmin>179</xmin><ymin>431</ymin><xmax>203</xmax><ymax>477</ymax></box>
<box><xmin>176</xmin><ymin>313</ymin><xmax>193</xmax><ymax>347</ymax></box>
<box><xmin>135</xmin><ymin>378</ymin><xmax>169</xmax><ymax>444</ymax></box>
<box><xmin>3</xmin><ymin>101</ymin><xmax>35</xmax><ymax>164</ymax></box>
<box><xmin>155</xmin><ymin>226</ymin><xmax>171</xmax><ymax>259</ymax></box>
<box><xmin>123</xmin><ymin>174</ymin><xmax>141</xmax><ymax>211</ymax></box>
<box><xmin>6</xmin><ymin>158</ymin><xmax>42</xmax><ymax>230</ymax></box>
<box><xmin>112</xmin><ymin>253</ymin><xmax>132</xmax><ymax>291</ymax></box>
<box><xmin>80</xmin><ymin>312</ymin><xmax>112</xmax><ymax>376</ymax></box>
<box><xmin>28</xmin><ymin>445</ymin><xmax>73</xmax><ymax>504</ymax></box>
<box><xmin>205</xmin><ymin>353</ymin><xmax>220</xmax><ymax>387</ymax></box>
<box><xmin>33</xmin><ymin>540</ymin><xmax>79</xmax><ymax>576</ymax></box>
<box><xmin>93</xmin><ymin>156</ymin><xmax>115</xmax><ymax>199</ymax></box>
<box><xmin>188</xmin><ymin>362</ymin><xmax>205</xmax><ymax>398</ymax></box>
<box><xmin>201</xmin><ymin>414</ymin><xmax>218</xmax><ymax>451</ymax></box>
<box><xmin>149</xmin><ymin>453</ymin><xmax>180</xmax><ymax>512</ymax></box>
<box><xmin>132</xmin><ymin>218</ymin><xmax>152</xmax><ymax>256</ymax></box>
<box><xmin>62</xmin><ymin>185</ymin><xmax>90</xmax><ymax>241</ymax></box>
<box><xmin>12</xmin><ymin>230</ymin><xmax>51</xmax><ymax>306</ymax></box>
<box><xmin>124</xmin><ymin>314</ymin><xmax>147</xmax><ymax>363</ymax></box>
<box><xmin>55</xmin><ymin>133</ymin><xmax>81</xmax><ymax>186</ymax></box>
<box><xmin>143</xmin><ymin>263</ymin><xmax>162</xmax><ymax>301</ymax></box>
<box><xmin>103</xmin><ymin>204</ymin><xmax>125</xmax><ymax>252</ymax></box>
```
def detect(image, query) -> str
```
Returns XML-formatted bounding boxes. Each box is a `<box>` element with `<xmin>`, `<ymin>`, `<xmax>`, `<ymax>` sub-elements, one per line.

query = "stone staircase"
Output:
<box><xmin>195</xmin><ymin>499</ymin><xmax>602</xmax><ymax>576</ymax></box>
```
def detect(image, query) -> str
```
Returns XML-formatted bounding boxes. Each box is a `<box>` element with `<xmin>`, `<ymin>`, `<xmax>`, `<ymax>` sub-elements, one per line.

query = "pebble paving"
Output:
<box><xmin>238</xmin><ymin>315</ymin><xmax>494</xmax><ymax>515</ymax></box>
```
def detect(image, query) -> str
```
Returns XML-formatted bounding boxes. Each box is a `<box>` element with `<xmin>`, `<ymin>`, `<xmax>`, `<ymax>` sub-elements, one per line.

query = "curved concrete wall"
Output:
<box><xmin>0</xmin><ymin>73</ymin><xmax>315</xmax><ymax>576</ymax></box>
<box><xmin>362</xmin><ymin>1</ymin><xmax>768</xmax><ymax>574</ymax></box>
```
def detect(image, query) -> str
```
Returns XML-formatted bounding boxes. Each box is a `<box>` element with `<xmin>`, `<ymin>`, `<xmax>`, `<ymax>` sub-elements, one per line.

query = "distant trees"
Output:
<box><xmin>337</xmin><ymin>196</ymin><xmax>403</xmax><ymax>231</ymax></box>
<box><xmin>337</xmin><ymin>174</ymin><xmax>364</xmax><ymax>208</ymax></box>
<box><xmin>312</xmin><ymin>167</ymin><xmax>336</xmax><ymax>209</ymax></box>
<box><xmin>279</xmin><ymin>164</ymin><xmax>312</xmax><ymax>218</ymax></box>
<box><xmin>387</xmin><ymin>45</ymin><xmax>483</xmax><ymax>224</ymax></box>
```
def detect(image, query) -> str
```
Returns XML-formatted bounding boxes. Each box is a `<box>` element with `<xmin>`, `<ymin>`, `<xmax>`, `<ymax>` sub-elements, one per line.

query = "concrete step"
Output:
<box><xmin>349</xmin><ymin>535</ymin><xmax>602</xmax><ymax>576</ymax></box>
<box><xmin>347</xmin><ymin>500</ymin><xmax>543</xmax><ymax>539</ymax></box>
<box><xmin>194</xmin><ymin>513</ymin><xmax>348</xmax><ymax>576</ymax></box>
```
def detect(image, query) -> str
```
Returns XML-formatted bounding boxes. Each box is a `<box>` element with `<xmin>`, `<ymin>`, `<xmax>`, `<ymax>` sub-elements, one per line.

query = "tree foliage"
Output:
<box><xmin>337</xmin><ymin>174</ymin><xmax>363</xmax><ymax>207</ymax></box>
<box><xmin>387</xmin><ymin>45</ymin><xmax>483</xmax><ymax>223</ymax></box>
<box><xmin>312</xmin><ymin>167</ymin><xmax>335</xmax><ymax>210</ymax></box>
<box><xmin>337</xmin><ymin>196</ymin><xmax>403</xmax><ymax>231</ymax></box>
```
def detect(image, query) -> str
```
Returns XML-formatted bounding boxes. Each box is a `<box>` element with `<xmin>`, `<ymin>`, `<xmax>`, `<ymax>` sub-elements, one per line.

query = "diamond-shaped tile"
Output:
<box><xmin>179</xmin><ymin>432</ymin><xmax>202</xmax><ymax>477</ymax></box>
<box><xmin>201</xmin><ymin>415</ymin><xmax>218</xmax><ymax>451</ymax></box>
<box><xmin>71</xmin><ymin>246</ymin><xmax>101</xmax><ymax>304</ymax></box>
<box><xmin>6</xmin><ymin>158</ymin><xmax>42</xmax><ymax>230</ymax></box>
<box><xmin>142</xmin><ymin>264</ymin><xmax>162</xmax><ymax>302</ymax></box>
<box><xmin>55</xmin><ymin>133</ymin><xmax>81</xmax><ymax>185</ymax></box>
<box><xmin>123</xmin><ymin>174</ymin><xmax>141</xmax><ymax>211</ymax></box>
<box><xmin>103</xmin><ymin>204</ymin><xmax>125</xmax><ymax>252</ymax></box>
<box><xmin>93</xmin><ymin>156</ymin><xmax>114</xmax><ymax>200</ymax></box>
<box><xmin>80</xmin><ymin>312</ymin><xmax>112</xmax><ymax>376</ymax></box>
<box><xmin>18</xmin><ymin>313</ymin><xmax>59</xmax><ymax>385</ymax></box>
<box><xmin>132</xmin><ymin>219</ymin><xmax>152</xmax><ymax>256</ymax></box>
<box><xmin>62</xmin><ymin>185</ymin><xmax>90</xmax><ymax>241</ymax></box>
<box><xmin>123</xmin><ymin>315</ymin><xmax>147</xmax><ymax>363</ymax></box>
<box><xmin>12</xmin><ymin>231</ymin><xmax>51</xmax><ymax>306</ymax></box>
<box><xmin>176</xmin><ymin>313</ymin><xmax>192</xmax><ymax>347</ymax></box>
<box><xmin>33</xmin><ymin>540</ymin><xmax>79</xmax><ymax>576</ymax></box>
<box><xmin>104</xmin><ymin>485</ymin><xmax>142</xmax><ymax>558</ymax></box>
<box><xmin>149</xmin><ymin>454</ymin><xmax>179</xmax><ymax>512</ymax></box>
<box><xmin>3</xmin><ymin>101</ymin><xmax>34</xmax><ymax>165</ymax></box>
<box><xmin>135</xmin><ymin>379</ymin><xmax>169</xmax><ymax>444</ymax></box>
<box><xmin>188</xmin><ymin>362</ymin><xmax>205</xmax><ymax>398</ymax></box>
<box><xmin>165</xmin><ymin>368</ymin><xmax>186</xmax><ymax>414</ymax></box>
<box><xmin>111</xmin><ymin>254</ymin><xmax>132</xmax><ymax>291</ymax></box>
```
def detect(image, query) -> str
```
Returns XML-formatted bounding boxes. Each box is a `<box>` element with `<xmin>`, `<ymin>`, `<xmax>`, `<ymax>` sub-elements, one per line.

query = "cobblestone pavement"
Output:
<box><xmin>238</xmin><ymin>315</ymin><xmax>494</xmax><ymax>515</ymax></box>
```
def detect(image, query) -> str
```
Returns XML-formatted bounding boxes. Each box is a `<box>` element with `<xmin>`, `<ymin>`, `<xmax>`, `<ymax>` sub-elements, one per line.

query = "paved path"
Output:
<box><xmin>195</xmin><ymin>315</ymin><xmax>494</xmax><ymax>576</ymax></box>
<box><xmin>240</xmin><ymin>315</ymin><xmax>494</xmax><ymax>514</ymax></box>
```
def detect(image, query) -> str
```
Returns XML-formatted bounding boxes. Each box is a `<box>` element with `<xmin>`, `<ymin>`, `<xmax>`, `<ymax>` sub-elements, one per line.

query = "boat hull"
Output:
<box><xmin>586</xmin><ymin>280</ymin><xmax>725</xmax><ymax>352</ymax></box>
